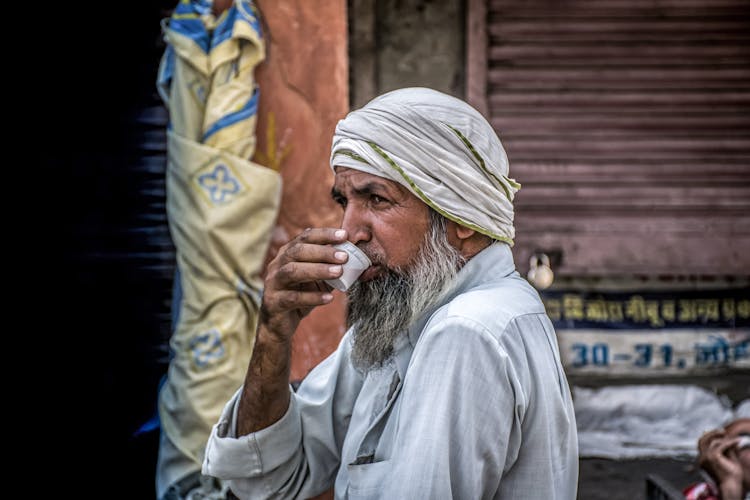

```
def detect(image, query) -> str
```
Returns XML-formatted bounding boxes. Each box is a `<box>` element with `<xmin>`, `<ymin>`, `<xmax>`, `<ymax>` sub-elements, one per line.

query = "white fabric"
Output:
<box><xmin>203</xmin><ymin>244</ymin><xmax>579</xmax><ymax>499</ymax></box>
<box><xmin>738</xmin><ymin>399</ymin><xmax>750</xmax><ymax>418</ymax></box>
<box><xmin>575</xmin><ymin>384</ymin><xmax>735</xmax><ymax>459</ymax></box>
<box><xmin>330</xmin><ymin>87</ymin><xmax>519</xmax><ymax>244</ymax></box>
<box><xmin>155</xmin><ymin>2</ymin><xmax>275</xmax><ymax>495</ymax></box>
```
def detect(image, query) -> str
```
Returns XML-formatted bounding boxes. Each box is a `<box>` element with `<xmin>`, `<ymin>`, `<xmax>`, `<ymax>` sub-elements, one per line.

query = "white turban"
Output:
<box><xmin>330</xmin><ymin>87</ymin><xmax>519</xmax><ymax>244</ymax></box>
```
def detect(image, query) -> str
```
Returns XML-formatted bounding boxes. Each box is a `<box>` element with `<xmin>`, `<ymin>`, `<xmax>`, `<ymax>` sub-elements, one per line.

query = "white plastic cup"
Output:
<box><xmin>325</xmin><ymin>241</ymin><xmax>372</xmax><ymax>291</ymax></box>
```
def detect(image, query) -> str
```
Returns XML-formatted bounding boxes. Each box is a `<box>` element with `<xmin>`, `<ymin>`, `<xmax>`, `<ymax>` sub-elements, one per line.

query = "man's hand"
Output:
<box><xmin>261</xmin><ymin>227</ymin><xmax>349</xmax><ymax>340</ymax></box>
<box><xmin>698</xmin><ymin>429</ymin><xmax>745</xmax><ymax>500</ymax></box>
<box><xmin>237</xmin><ymin>228</ymin><xmax>348</xmax><ymax>436</ymax></box>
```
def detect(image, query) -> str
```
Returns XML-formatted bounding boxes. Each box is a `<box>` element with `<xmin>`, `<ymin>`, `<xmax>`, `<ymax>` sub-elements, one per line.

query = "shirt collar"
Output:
<box><xmin>390</xmin><ymin>242</ymin><xmax>516</xmax><ymax>378</ymax></box>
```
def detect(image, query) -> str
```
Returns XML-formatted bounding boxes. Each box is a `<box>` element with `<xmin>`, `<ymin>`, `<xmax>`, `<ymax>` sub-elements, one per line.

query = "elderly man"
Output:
<box><xmin>202</xmin><ymin>88</ymin><xmax>579</xmax><ymax>499</ymax></box>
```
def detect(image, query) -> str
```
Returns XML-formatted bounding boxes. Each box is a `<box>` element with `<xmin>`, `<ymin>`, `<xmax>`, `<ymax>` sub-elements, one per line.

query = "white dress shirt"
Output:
<box><xmin>203</xmin><ymin>243</ymin><xmax>579</xmax><ymax>499</ymax></box>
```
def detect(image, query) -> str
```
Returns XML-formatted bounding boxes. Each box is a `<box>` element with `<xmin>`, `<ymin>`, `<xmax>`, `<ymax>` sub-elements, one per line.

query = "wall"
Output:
<box><xmin>254</xmin><ymin>0</ymin><xmax>350</xmax><ymax>381</ymax></box>
<box><xmin>350</xmin><ymin>0</ymin><xmax>465</xmax><ymax>108</ymax></box>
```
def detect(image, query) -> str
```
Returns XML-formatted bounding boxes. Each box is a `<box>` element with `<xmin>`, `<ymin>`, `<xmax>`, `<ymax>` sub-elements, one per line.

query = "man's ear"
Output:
<box><xmin>446</xmin><ymin>220</ymin><xmax>491</xmax><ymax>260</ymax></box>
<box><xmin>447</xmin><ymin>219</ymin><xmax>476</xmax><ymax>241</ymax></box>
<box><xmin>455</xmin><ymin>224</ymin><xmax>476</xmax><ymax>240</ymax></box>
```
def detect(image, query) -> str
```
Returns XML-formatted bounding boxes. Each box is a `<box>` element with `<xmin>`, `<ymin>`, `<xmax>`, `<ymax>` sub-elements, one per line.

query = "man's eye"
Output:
<box><xmin>334</xmin><ymin>197</ymin><xmax>347</xmax><ymax>208</ymax></box>
<box><xmin>371</xmin><ymin>195</ymin><xmax>387</xmax><ymax>205</ymax></box>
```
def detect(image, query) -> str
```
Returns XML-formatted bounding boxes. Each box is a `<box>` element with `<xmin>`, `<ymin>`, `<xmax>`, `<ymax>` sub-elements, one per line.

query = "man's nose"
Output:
<box><xmin>341</xmin><ymin>205</ymin><xmax>371</xmax><ymax>245</ymax></box>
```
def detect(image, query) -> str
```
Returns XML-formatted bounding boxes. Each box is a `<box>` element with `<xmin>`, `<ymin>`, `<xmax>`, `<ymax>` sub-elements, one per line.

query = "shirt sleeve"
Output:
<box><xmin>202</xmin><ymin>331</ymin><xmax>364</xmax><ymax>499</ymax></box>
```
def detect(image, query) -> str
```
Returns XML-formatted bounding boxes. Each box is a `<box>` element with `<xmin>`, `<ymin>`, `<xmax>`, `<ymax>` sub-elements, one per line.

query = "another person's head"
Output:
<box><xmin>697</xmin><ymin>417</ymin><xmax>750</xmax><ymax>497</ymax></box>
<box><xmin>724</xmin><ymin>418</ymin><xmax>750</xmax><ymax>493</ymax></box>
<box><xmin>328</xmin><ymin>88</ymin><xmax>519</xmax><ymax>369</ymax></box>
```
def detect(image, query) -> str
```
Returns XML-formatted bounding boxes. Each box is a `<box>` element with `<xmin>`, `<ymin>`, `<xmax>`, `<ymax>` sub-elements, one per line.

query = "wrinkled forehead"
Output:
<box><xmin>333</xmin><ymin>165</ymin><xmax>387</xmax><ymax>182</ymax></box>
<box><xmin>334</xmin><ymin>165</ymin><xmax>388</xmax><ymax>186</ymax></box>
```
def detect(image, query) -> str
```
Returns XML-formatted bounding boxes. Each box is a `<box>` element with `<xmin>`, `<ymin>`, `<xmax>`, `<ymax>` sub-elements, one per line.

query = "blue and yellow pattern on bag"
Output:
<box><xmin>155</xmin><ymin>1</ymin><xmax>281</xmax><ymax>497</ymax></box>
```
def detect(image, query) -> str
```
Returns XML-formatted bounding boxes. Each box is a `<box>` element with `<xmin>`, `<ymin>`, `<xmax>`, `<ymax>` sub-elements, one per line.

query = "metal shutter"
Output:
<box><xmin>468</xmin><ymin>0</ymin><xmax>750</xmax><ymax>277</ymax></box>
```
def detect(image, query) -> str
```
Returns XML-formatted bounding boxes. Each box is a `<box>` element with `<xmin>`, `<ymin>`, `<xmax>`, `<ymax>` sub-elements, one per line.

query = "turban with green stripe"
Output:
<box><xmin>330</xmin><ymin>87</ymin><xmax>519</xmax><ymax>245</ymax></box>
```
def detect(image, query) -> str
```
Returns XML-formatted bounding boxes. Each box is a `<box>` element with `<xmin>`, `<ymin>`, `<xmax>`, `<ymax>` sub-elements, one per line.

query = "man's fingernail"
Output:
<box><xmin>329</xmin><ymin>265</ymin><xmax>342</xmax><ymax>274</ymax></box>
<box><xmin>322</xmin><ymin>293</ymin><xmax>333</xmax><ymax>302</ymax></box>
<box><xmin>334</xmin><ymin>251</ymin><xmax>348</xmax><ymax>262</ymax></box>
<box><xmin>335</xmin><ymin>229</ymin><xmax>346</xmax><ymax>239</ymax></box>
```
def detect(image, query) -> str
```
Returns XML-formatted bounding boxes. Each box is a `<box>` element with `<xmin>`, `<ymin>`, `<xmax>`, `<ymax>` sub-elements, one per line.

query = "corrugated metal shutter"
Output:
<box><xmin>469</xmin><ymin>0</ymin><xmax>750</xmax><ymax>277</ymax></box>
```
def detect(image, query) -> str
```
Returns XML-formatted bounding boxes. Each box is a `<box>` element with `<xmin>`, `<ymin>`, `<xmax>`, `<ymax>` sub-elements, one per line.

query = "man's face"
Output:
<box><xmin>331</xmin><ymin>167</ymin><xmax>431</xmax><ymax>276</ymax></box>
<box><xmin>331</xmin><ymin>167</ymin><xmax>464</xmax><ymax>370</ymax></box>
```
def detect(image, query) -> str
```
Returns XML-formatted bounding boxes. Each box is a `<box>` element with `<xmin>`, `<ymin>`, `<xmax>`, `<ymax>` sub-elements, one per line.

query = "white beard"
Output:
<box><xmin>346</xmin><ymin>212</ymin><xmax>465</xmax><ymax>371</ymax></box>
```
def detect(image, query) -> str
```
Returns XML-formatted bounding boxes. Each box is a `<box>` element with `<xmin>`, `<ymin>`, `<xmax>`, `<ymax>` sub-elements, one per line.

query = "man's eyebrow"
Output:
<box><xmin>332</xmin><ymin>181</ymin><xmax>392</xmax><ymax>200</ymax></box>
<box><xmin>352</xmin><ymin>182</ymin><xmax>389</xmax><ymax>197</ymax></box>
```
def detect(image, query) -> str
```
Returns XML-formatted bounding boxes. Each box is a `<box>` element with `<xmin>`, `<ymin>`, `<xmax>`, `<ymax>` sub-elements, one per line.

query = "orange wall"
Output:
<box><xmin>253</xmin><ymin>0</ymin><xmax>349</xmax><ymax>381</ymax></box>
